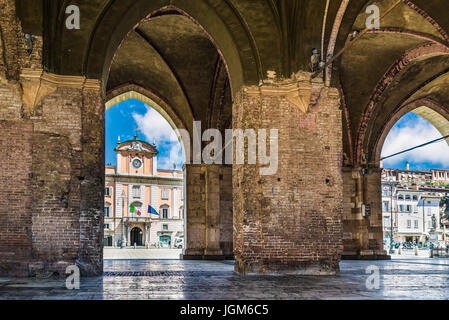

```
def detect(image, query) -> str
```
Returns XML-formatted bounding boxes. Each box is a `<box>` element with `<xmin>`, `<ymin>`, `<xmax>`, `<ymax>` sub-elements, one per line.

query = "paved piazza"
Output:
<box><xmin>103</xmin><ymin>248</ymin><xmax>183</xmax><ymax>260</ymax></box>
<box><xmin>0</xmin><ymin>256</ymin><xmax>448</xmax><ymax>300</ymax></box>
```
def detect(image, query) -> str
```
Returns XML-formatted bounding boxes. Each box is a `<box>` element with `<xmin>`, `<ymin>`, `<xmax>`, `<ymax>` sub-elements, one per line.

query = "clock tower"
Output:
<box><xmin>115</xmin><ymin>135</ymin><xmax>159</xmax><ymax>176</ymax></box>
<box><xmin>105</xmin><ymin>135</ymin><xmax>184</xmax><ymax>249</ymax></box>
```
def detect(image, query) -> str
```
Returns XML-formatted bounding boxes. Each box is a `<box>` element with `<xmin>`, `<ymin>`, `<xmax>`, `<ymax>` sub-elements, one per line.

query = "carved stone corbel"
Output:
<box><xmin>285</xmin><ymin>81</ymin><xmax>312</xmax><ymax>114</ymax></box>
<box><xmin>19</xmin><ymin>69</ymin><xmax>101</xmax><ymax>117</ymax></box>
<box><xmin>20</xmin><ymin>69</ymin><xmax>56</xmax><ymax>116</ymax></box>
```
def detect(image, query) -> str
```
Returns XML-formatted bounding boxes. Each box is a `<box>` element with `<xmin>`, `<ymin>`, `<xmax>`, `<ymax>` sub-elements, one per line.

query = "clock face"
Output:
<box><xmin>132</xmin><ymin>159</ymin><xmax>142</xmax><ymax>169</ymax></box>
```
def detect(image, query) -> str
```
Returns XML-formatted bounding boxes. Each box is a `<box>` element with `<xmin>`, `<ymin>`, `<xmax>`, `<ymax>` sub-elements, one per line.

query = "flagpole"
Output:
<box><xmin>121</xmin><ymin>190</ymin><xmax>127</xmax><ymax>248</ymax></box>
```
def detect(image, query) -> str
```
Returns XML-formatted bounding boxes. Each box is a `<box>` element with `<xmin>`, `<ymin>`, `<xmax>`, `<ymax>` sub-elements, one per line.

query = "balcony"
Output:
<box><xmin>123</xmin><ymin>216</ymin><xmax>151</xmax><ymax>223</ymax></box>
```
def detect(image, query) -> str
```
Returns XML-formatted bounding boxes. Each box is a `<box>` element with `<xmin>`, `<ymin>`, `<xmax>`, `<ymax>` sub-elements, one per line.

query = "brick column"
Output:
<box><xmin>0</xmin><ymin>1</ymin><xmax>104</xmax><ymax>276</ymax></box>
<box><xmin>233</xmin><ymin>74</ymin><xmax>344</xmax><ymax>275</ymax></box>
<box><xmin>182</xmin><ymin>164</ymin><xmax>224</xmax><ymax>259</ymax></box>
<box><xmin>342</xmin><ymin>167</ymin><xmax>390</xmax><ymax>260</ymax></box>
<box><xmin>77</xmin><ymin>82</ymin><xmax>105</xmax><ymax>275</ymax></box>
<box><xmin>219</xmin><ymin>165</ymin><xmax>234</xmax><ymax>259</ymax></box>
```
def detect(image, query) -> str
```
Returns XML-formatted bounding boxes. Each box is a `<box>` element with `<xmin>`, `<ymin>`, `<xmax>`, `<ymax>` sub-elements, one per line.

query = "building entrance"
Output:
<box><xmin>130</xmin><ymin>227</ymin><xmax>143</xmax><ymax>246</ymax></box>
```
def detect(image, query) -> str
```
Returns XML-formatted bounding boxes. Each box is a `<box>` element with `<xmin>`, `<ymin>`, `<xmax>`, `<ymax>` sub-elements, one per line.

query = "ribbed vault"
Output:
<box><xmin>14</xmin><ymin>0</ymin><xmax>449</xmax><ymax>163</ymax></box>
<box><xmin>334</xmin><ymin>0</ymin><xmax>449</xmax><ymax>166</ymax></box>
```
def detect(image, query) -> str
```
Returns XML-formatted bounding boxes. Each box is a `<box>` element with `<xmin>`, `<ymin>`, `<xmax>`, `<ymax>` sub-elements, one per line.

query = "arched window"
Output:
<box><xmin>413</xmin><ymin>195</ymin><xmax>418</xmax><ymax>201</ymax></box>
<box><xmin>179</xmin><ymin>206</ymin><xmax>184</xmax><ymax>219</ymax></box>
<box><xmin>160</xmin><ymin>205</ymin><xmax>170</xmax><ymax>219</ymax></box>
<box><xmin>398</xmin><ymin>195</ymin><xmax>404</xmax><ymax>200</ymax></box>
<box><xmin>405</xmin><ymin>195</ymin><xmax>411</xmax><ymax>200</ymax></box>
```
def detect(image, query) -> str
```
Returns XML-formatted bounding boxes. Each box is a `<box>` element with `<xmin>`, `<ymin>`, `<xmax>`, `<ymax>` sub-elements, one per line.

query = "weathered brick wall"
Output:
<box><xmin>30</xmin><ymin>132</ymin><xmax>79</xmax><ymax>276</ymax></box>
<box><xmin>0</xmin><ymin>83</ymin><xmax>104</xmax><ymax>277</ymax></box>
<box><xmin>0</xmin><ymin>0</ymin><xmax>42</xmax><ymax>80</ymax></box>
<box><xmin>0</xmin><ymin>121</ymin><xmax>33</xmax><ymax>276</ymax></box>
<box><xmin>0</xmin><ymin>0</ymin><xmax>104</xmax><ymax>276</ymax></box>
<box><xmin>365</xmin><ymin>169</ymin><xmax>384</xmax><ymax>253</ymax></box>
<box><xmin>342</xmin><ymin>168</ymin><xmax>361</xmax><ymax>256</ymax></box>
<box><xmin>78</xmin><ymin>85</ymin><xmax>105</xmax><ymax>275</ymax></box>
<box><xmin>233</xmin><ymin>75</ymin><xmax>344</xmax><ymax>275</ymax></box>
<box><xmin>219</xmin><ymin>165</ymin><xmax>233</xmax><ymax>258</ymax></box>
<box><xmin>184</xmin><ymin>164</ymin><xmax>206</xmax><ymax>257</ymax></box>
<box><xmin>0</xmin><ymin>0</ymin><xmax>22</xmax><ymax>80</ymax></box>
<box><xmin>342</xmin><ymin>167</ymin><xmax>388</xmax><ymax>259</ymax></box>
<box><xmin>183</xmin><ymin>164</ymin><xmax>233</xmax><ymax>259</ymax></box>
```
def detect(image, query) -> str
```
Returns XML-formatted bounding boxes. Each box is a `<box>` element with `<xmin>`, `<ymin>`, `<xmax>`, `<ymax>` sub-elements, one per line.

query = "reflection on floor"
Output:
<box><xmin>103</xmin><ymin>248</ymin><xmax>182</xmax><ymax>260</ymax></box>
<box><xmin>1</xmin><ymin>257</ymin><xmax>449</xmax><ymax>300</ymax></box>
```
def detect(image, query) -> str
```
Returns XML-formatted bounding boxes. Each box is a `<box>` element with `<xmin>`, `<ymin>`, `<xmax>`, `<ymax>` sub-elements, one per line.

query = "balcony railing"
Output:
<box><xmin>123</xmin><ymin>216</ymin><xmax>152</xmax><ymax>223</ymax></box>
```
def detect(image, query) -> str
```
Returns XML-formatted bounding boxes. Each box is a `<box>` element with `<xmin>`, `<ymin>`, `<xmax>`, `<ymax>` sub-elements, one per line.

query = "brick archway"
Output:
<box><xmin>374</xmin><ymin>98</ymin><xmax>449</xmax><ymax>166</ymax></box>
<box><xmin>105</xmin><ymin>87</ymin><xmax>234</xmax><ymax>261</ymax></box>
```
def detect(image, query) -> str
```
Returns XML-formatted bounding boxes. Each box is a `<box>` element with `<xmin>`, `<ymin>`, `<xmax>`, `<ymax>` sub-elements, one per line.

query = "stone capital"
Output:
<box><xmin>242</xmin><ymin>73</ymin><xmax>331</xmax><ymax>114</ymax></box>
<box><xmin>19</xmin><ymin>69</ymin><xmax>101</xmax><ymax>114</ymax></box>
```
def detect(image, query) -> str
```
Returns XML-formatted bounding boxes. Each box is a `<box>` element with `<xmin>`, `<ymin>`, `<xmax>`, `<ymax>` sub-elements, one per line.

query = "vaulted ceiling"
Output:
<box><xmin>16</xmin><ymin>0</ymin><xmax>449</xmax><ymax>165</ymax></box>
<box><xmin>107</xmin><ymin>12</ymin><xmax>232</xmax><ymax>133</ymax></box>
<box><xmin>335</xmin><ymin>0</ymin><xmax>449</xmax><ymax>165</ymax></box>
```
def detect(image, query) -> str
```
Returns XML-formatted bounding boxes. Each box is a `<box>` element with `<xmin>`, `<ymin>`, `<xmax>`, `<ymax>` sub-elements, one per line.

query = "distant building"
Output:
<box><xmin>104</xmin><ymin>136</ymin><xmax>184</xmax><ymax>248</ymax></box>
<box><xmin>381</xmin><ymin>167</ymin><xmax>449</xmax><ymax>186</ymax></box>
<box><xmin>381</xmin><ymin>164</ymin><xmax>449</xmax><ymax>247</ymax></box>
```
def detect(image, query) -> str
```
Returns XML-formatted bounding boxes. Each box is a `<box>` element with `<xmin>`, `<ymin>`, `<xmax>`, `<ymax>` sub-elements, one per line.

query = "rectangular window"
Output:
<box><xmin>384</xmin><ymin>216</ymin><xmax>390</xmax><ymax>228</ymax></box>
<box><xmin>163</xmin><ymin>224</ymin><xmax>168</xmax><ymax>231</ymax></box>
<box><xmin>105</xmin><ymin>187</ymin><xmax>111</xmax><ymax>197</ymax></box>
<box><xmin>399</xmin><ymin>205</ymin><xmax>403</xmax><ymax>212</ymax></box>
<box><xmin>132</xmin><ymin>186</ymin><xmax>141</xmax><ymax>198</ymax></box>
<box><xmin>162</xmin><ymin>189</ymin><xmax>169</xmax><ymax>200</ymax></box>
<box><xmin>104</xmin><ymin>207</ymin><xmax>110</xmax><ymax>217</ymax></box>
<box><xmin>382</xmin><ymin>201</ymin><xmax>390</xmax><ymax>212</ymax></box>
<box><xmin>406</xmin><ymin>205</ymin><xmax>411</xmax><ymax>212</ymax></box>
<box><xmin>162</xmin><ymin>208</ymin><xmax>169</xmax><ymax>219</ymax></box>
<box><xmin>414</xmin><ymin>220</ymin><xmax>419</xmax><ymax>229</ymax></box>
<box><xmin>104</xmin><ymin>224</ymin><xmax>110</xmax><ymax>230</ymax></box>
<box><xmin>407</xmin><ymin>220</ymin><xmax>411</xmax><ymax>229</ymax></box>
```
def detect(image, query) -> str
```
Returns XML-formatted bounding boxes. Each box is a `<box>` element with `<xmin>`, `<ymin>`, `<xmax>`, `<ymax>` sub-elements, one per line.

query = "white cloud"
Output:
<box><xmin>132</xmin><ymin>107</ymin><xmax>178</xmax><ymax>143</ymax></box>
<box><xmin>157</xmin><ymin>143</ymin><xmax>183</xmax><ymax>170</ymax></box>
<box><xmin>132</xmin><ymin>107</ymin><xmax>183</xmax><ymax>170</ymax></box>
<box><xmin>381</xmin><ymin>116</ymin><xmax>449</xmax><ymax>168</ymax></box>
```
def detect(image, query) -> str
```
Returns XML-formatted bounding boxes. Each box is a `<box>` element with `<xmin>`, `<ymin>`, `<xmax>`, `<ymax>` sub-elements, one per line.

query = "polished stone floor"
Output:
<box><xmin>0</xmin><ymin>257</ymin><xmax>448</xmax><ymax>300</ymax></box>
<box><xmin>103</xmin><ymin>248</ymin><xmax>182</xmax><ymax>260</ymax></box>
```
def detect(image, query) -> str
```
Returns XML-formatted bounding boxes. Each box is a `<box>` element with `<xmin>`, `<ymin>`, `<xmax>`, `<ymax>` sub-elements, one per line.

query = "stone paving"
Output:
<box><xmin>0</xmin><ymin>257</ymin><xmax>448</xmax><ymax>300</ymax></box>
<box><xmin>103</xmin><ymin>248</ymin><xmax>182</xmax><ymax>260</ymax></box>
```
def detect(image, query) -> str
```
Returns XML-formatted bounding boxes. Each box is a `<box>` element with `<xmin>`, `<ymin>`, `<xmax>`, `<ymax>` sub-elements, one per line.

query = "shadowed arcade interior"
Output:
<box><xmin>2</xmin><ymin>0</ymin><xmax>449</xmax><ymax>277</ymax></box>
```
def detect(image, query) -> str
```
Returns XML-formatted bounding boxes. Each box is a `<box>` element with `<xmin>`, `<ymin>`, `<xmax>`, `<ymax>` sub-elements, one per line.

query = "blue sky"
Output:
<box><xmin>105</xmin><ymin>99</ymin><xmax>183</xmax><ymax>170</ymax></box>
<box><xmin>106</xmin><ymin>100</ymin><xmax>449</xmax><ymax>172</ymax></box>
<box><xmin>381</xmin><ymin>112</ymin><xmax>449</xmax><ymax>170</ymax></box>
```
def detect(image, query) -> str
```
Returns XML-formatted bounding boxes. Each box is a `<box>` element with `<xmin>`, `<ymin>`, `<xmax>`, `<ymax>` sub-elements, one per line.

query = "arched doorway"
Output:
<box><xmin>130</xmin><ymin>227</ymin><xmax>143</xmax><ymax>247</ymax></box>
